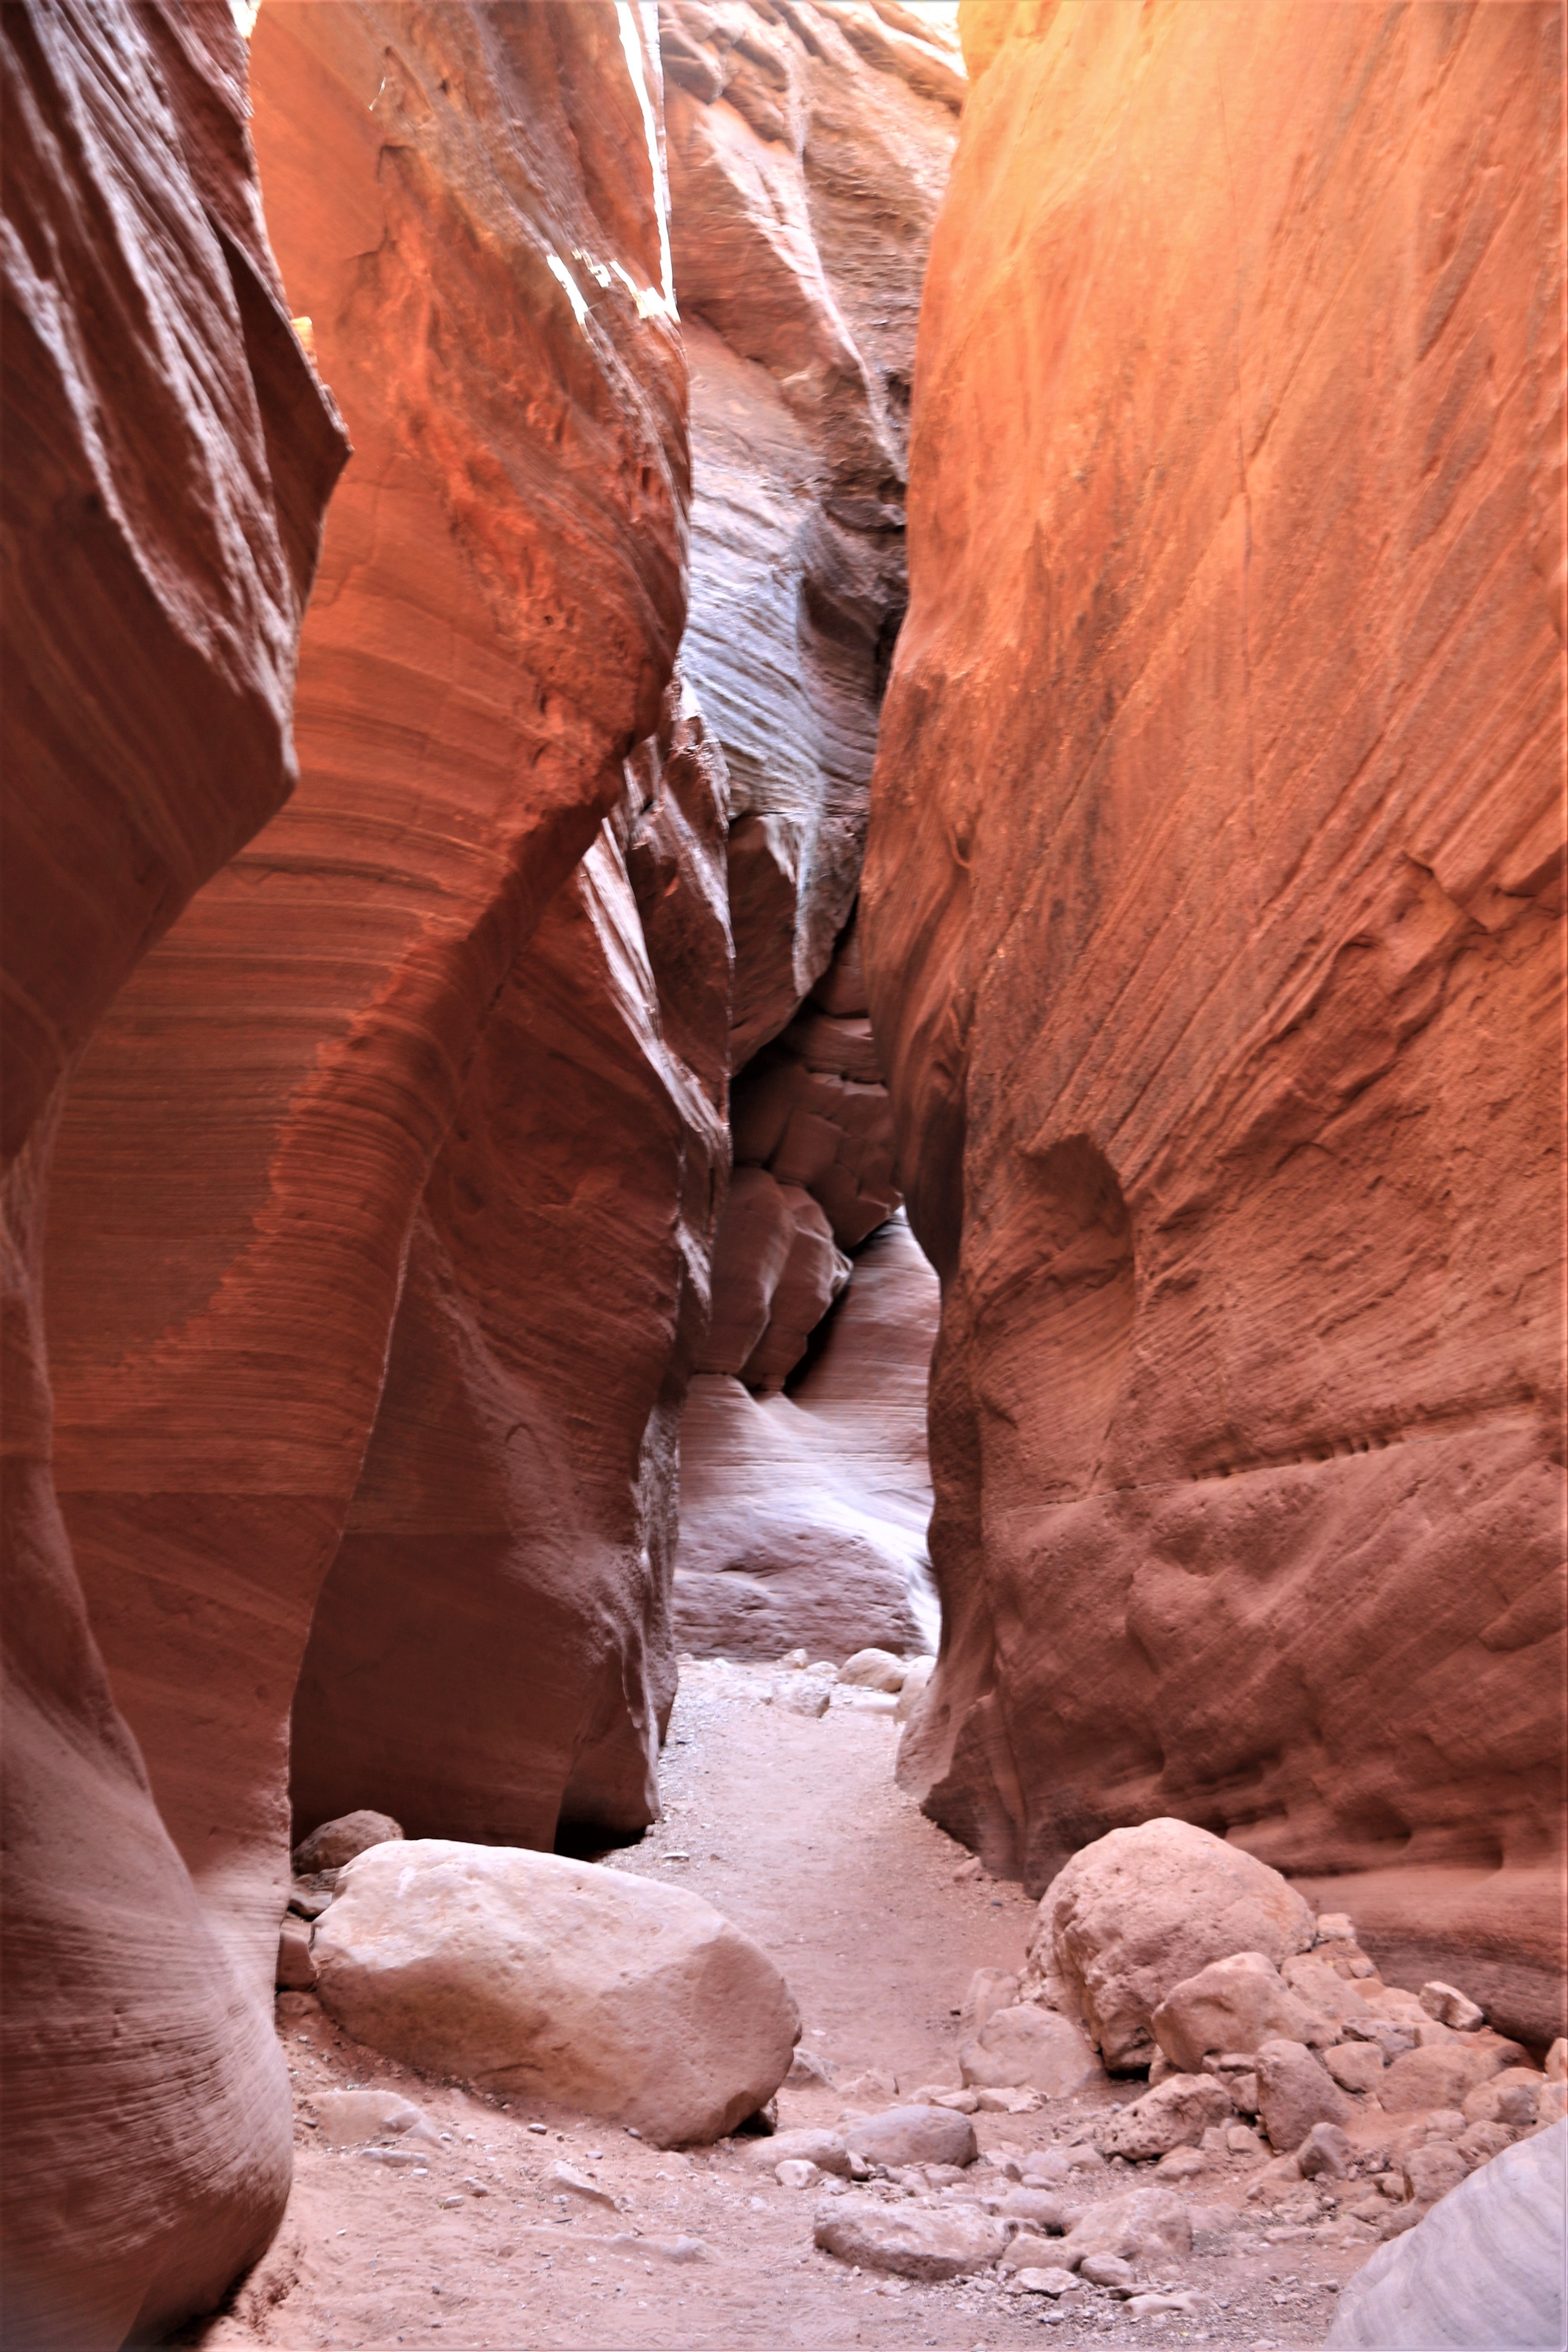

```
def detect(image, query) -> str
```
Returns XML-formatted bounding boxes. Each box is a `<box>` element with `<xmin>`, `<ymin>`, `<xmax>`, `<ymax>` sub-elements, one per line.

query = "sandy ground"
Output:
<box><xmin>175</xmin><ymin>1661</ymin><xmax>1370</xmax><ymax>2352</ymax></box>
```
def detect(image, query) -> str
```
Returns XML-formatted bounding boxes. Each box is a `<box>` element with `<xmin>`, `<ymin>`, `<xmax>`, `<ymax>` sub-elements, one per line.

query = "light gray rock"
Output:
<box><xmin>292</xmin><ymin>1809</ymin><xmax>403</xmax><ymax>1873</ymax></box>
<box><xmin>813</xmin><ymin>2194</ymin><xmax>1006</xmax><ymax>2279</ymax></box>
<box><xmin>959</xmin><ymin>1966</ymin><xmax>1021</xmax><ymax>2039</ymax></box>
<box><xmin>1326</xmin><ymin>2121</ymin><xmax>1565</xmax><ymax>2346</ymax></box>
<box><xmin>1080</xmin><ymin>2253</ymin><xmax>1137</xmax><ymax>2288</ymax></box>
<box><xmin>1059</xmin><ymin>2186</ymin><xmax>1193</xmax><ymax>2271</ymax></box>
<box><xmin>312</xmin><ymin>1839</ymin><xmax>798</xmax><ymax>2146</ymax></box>
<box><xmin>841</xmin><ymin>2106</ymin><xmax>977</xmax><ymax>2170</ymax></box>
<box><xmin>773</xmin><ymin>1679</ymin><xmax>832</xmax><ymax>1718</ymax></box>
<box><xmin>1030</xmin><ymin>1819</ymin><xmax>1316</xmax><ymax>2071</ymax></box>
<box><xmin>750</xmin><ymin>2127</ymin><xmax>850</xmax><ymax>2177</ymax></box>
<box><xmin>1101</xmin><ymin>2072</ymin><xmax>1231</xmax><ymax>2159</ymax></box>
<box><xmin>960</xmin><ymin>2004</ymin><xmax>1102</xmax><ymax>2098</ymax></box>
<box><xmin>995</xmin><ymin>2186</ymin><xmax>1081</xmax><ymax>2234</ymax></box>
<box><xmin>547</xmin><ymin>2160</ymin><xmax>619</xmax><ymax>2210</ymax></box>
<box><xmin>838</xmin><ymin>1648</ymin><xmax>906</xmax><ymax>1692</ymax></box>
<box><xmin>776</xmin><ymin>2158</ymin><xmax>820</xmax><ymax>2188</ymax></box>
<box><xmin>311</xmin><ymin>2088</ymin><xmax>434</xmax><ymax>2148</ymax></box>
<box><xmin>1009</xmin><ymin>2264</ymin><xmax>1079</xmax><ymax>2295</ymax></box>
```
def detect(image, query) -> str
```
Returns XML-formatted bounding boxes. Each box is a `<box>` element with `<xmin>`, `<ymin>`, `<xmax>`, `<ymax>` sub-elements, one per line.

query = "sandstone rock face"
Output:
<box><xmin>866</xmin><ymin>0</ymin><xmax>1566</xmax><ymax>2037</ymax></box>
<box><xmin>1325</xmin><ymin>2120</ymin><xmax>1567</xmax><ymax>2348</ymax></box>
<box><xmin>41</xmin><ymin>0</ymin><xmax>693</xmax><ymax>2036</ymax></box>
<box><xmin>662</xmin><ymin>4</ymin><xmax>962</xmax><ymax>1066</ymax></box>
<box><xmin>666</xmin><ymin>3</ymin><xmax>958</xmax><ymax>1656</ymax></box>
<box><xmin>675</xmin><ymin>1213</ymin><xmax>939</xmax><ymax>1660</ymax></box>
<box><xmin>312</xmin><ymin>1840</ymin><xmax>798</xmax><ymax>2147</ymax></box>
<box><xmin>1025</xmin><ymin>1821</ymin><xmax>1316</xmax><ymax>2072</ymax></box>
<box><xmin>1</xmin><ymin>6</ymin><xmax>346</xmax><ymax>2343</ymax></box>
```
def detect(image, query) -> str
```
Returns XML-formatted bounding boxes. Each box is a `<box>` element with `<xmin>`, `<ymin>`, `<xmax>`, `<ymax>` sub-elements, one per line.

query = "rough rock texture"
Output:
<box><xmin>1325</xmin><ymin>2120</ymin><xmax>1566</xmax><ymax>2347</ymax></box>
<box><xmin>959</xmin><ymin>2004</ymin><xmax>1101</xmax><ymax>2099</ymax></box>
<box><xmin>1024</xmin><ymin>1821</ymin><xmax>1316</xmax><ymax>2071</ymax></box>
<box><xmin>1152</xmin><ymin>1952</ymin><xmax>1321</xmax><ymax>2075</ymax></box>
<box><xmin>813</xmin><ymin>2194</ymin><xmax>1004</xmax><ymax>2282</ymax></box>
<box><xmin>867</xmin><ymin>0</ymin><xmax>1566</xmax><ymax>2039</ymax></box>
<box><xmin>1</xmin><ymin>6</ymin><xmax>346</xmax><ymax>2343</ymax></box>
<box><xmin>665</xmin><ymin>1</ymin><xmax>957</xmax><ymax>1656</ymax></box>
<box><xmin>675</xmin><ymin>1211</ymin><xmax>939</xmax><ymax>1659</ymax></box>
<box><xmin>312</xmin><ymin>1841</ymin><xmax>799</xmax><ymax>2146</ymax></box>
<box><xmin>661</xmin><ymin>2</ymin><xmax>962</xmax><ymax>1067</ymax></box>
<box><xmin>39</xmin><ymin>0</ymin><xmax>693</xmax><ymax>2061</ymax></box>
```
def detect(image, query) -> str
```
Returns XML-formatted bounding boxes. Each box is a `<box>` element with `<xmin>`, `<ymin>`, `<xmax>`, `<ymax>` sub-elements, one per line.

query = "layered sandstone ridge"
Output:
<box><xmin>1</xmin><ymin>7</ymin><xmax>346</xmax><ymax>2343</ymax></box>
<box><xmin>867</xmin><ymin>1</ymin><xmax>1566</xmax><ymax>2041</ymax></box>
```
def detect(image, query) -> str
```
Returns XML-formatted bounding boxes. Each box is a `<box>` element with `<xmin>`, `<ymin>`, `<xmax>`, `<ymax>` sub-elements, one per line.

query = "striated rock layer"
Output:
<box><xmin>40</xmin><ymin>0</ymin><xmax>690</xmax><ymax>2221</ymax></box>
<box><xmin>1</xmin><ymin>4</ymin><xmax>346</xmax><ymax>2342</ymax></box>
<box><xmin>665</xmin><ymin>1</ymin><xmax>958</xmax><ymax>1652</ymax></box>
<box><xmin>868</xmin><ymin>0</ymin><xmax>1566</xmax><ymax>2042</ymax></box>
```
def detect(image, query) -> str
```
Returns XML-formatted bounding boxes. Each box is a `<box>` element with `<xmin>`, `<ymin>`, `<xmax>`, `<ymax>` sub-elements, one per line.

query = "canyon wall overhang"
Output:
<box><xmin>865</xmin><ymin>0</ymin><xmax>1566</xmax><ymax>2043</ymax></box>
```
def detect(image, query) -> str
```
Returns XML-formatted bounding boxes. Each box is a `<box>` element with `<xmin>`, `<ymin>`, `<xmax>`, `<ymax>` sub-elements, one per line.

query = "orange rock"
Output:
<box><xmin>1</xmin><ymin>5</ymin><xmax>345</xmax><ymax>2341</ymax></box>
<box><xmin>864</xmin><ymin>1</ymin><xmax>1566</xmax><ymax>2040</ymax></box>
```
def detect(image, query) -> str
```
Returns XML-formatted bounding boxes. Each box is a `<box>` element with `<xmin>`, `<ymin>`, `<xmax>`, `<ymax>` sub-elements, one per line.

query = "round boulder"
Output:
<box><xmin>312</xmin><ymin>1840</ymin><xmax>798</xmax><ymax>2146</ymax></box>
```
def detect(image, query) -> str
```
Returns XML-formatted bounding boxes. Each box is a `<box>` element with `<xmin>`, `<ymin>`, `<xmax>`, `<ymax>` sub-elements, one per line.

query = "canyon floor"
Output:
<box><xmin>177</xmin><ymin>1663</ymin><xmax>1371</xmax><ymax>2352</ymax></box>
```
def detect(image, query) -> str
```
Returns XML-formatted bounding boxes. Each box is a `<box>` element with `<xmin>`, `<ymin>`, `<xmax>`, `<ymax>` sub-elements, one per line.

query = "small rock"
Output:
<box><xmin>1021</xmin><ymin>2150</ymin><xmax>1073</xmax><ymax>2186</ymax></box>
<box><xmin>1454</xmin><ymin>2119</ymin><xmax>1512</xmax><ymax>2167</ymax></box>
<box><xmin>909</xmin><ymin>2085</ymin><xmax>980</xmax><ymax>2112</ymax></box>
<box><xmin>1419</xmin><ymin>1981</ymin><xmax>1485</xmax><ymax>2032</ymax></box>
<box><xmin>547</xmin><ymin>2161</ymin><xmax>618</xmax><ymax>2210</ymax></box>
<box><xmin>312</xmin><ymin>2089</ymin><xmax>434</xmax><ymax>2148</ymax></box>
<box><xmin>751</xmin><ymin>2128</ymin><xmax>850</xmax><ymax>2177</ymax></box>
<box><xmin>1101</xmin><ymin>2071</ymin><xmax>1231</xmax><ymax>2159</ymax></box>
<box><xmin>356</xmin><ymin>2146</ymin><xmax>425</xmax><ymax>2168</ymax></box>
<box><xmin>610</xmin><ymin>2233</ymin><xmax>708</xmax><ymax>2262</ymax></box>
<box><xmin>1127</xmin><ymin>2292</ymin><xmax>1199</xmax><ymax>2319</ymax></box>
<box><xmin>999</xmin><ymin>2232</ymin><xmax>1064</xmax><ymax>2272</ymax></box>
<box><xmin>1079</xmin><ymin>2254</ymin><xmax>1137</xmax><ymax>2289</ymax></box>
<box><xmin>437</xmin><ymin>2194</ymin><xmax>464</xmax><ymax>2209</ymax></box>
<box><xmin>1009</xmin><ymin>2265</ymin><xmax>1079</xmax><ymax>2295</ymax></box>
<box><xmin>841</xmin><ymin>2105</ymin><xmax>978</xmax><ymax>2170</ymax></box>
<box><xmin>1324</xmin><ymin>2043</ymin><xmax>1385</xmax><ymax>2094</ymax></box>
<box><xmin>1154</xmin><ymin>2145</ymin><xmax>1207</xmax><ymax>2181</ymax></box>
<box><xmin>1060</xmin><ymin>2186</ymin><xmax>1192</xmax><ymax>2271</ymax></box>
<box><xmin>958</xmin><ymin>1967</ymin><xmax>1021</xmax><ymax>2038</ymax></box>
<box><xmin>774</xmin><ymin>1680</ymin><xmax>832</xmax><ymax>1718</ymax></box>
<box><xmin>954</xmin><ymin>1856</ymin><xmax>984</xmax><ymax>1882</ymax></box>
<box><xmin>996</xmin><ymin>2187</ymin><xmax>1081</xmax><ymax>2232</ymax></box>
<box><xmin>972</xmin><ymin>2085</ymin><xmax>1042</xmax><ymax>2114</ymax></box>
<box><xmin>1226</xmin><ymin>2123</ymin><xmax>1264</xmax><ymax>2154</ymax></box>
<box><xmin>894</xmin><ymin>1656</ymin><xmax>936</xmax><ymax>1723</ymax></box>
<box><xmin>788</xmin><ymin>2045</ymin><xmax>835</xmax><ymax>2087</ymax></box>
<box><xmin>779</xmin><ymin>1649</ymin><xmax>808</xmax><ymax>1670</ymax></box>
<box><xmin>1254</xmin><ymin>2039</ymin><xmax>1352</xmax><ymax>2151</ymax></box>
<box><xmin>1340</xmin><ymin>2017</ymin><xmax>1416</xmax><ymax>2061</ymax></box>
<box><xmin>1152</xmin><ymin>1950</ymin><xmax>1319</xmax><ymax>2073</ymax></box>
<box><xmin>1401</xmin><ymin>2142</ymin><xmax>1468</xmax><ymax>2207</ymax></box>
<box><xmin>776</xmin><ymin>2158</ymin><xmax>820</xmax><ymax>2188</ymax></box>
<box><xmin>1296</xmin><ymin>2122</ymin><xmax>1352</xmax><ymax>2180</ymax></box>
<box><xmin>836</xmin><ymin>2069</ymin><xmax>898</xmax><ymax>2105</ymax></box>
<box><xmin>837</xmin><ymin>1648</ymin><xmax>906</xmax><ymax>1693</ymax></box>
<box><xmin>276</xmin><ymin>1917</ymin><xmax>318</xmax><ymax>1992</ymax></box>
<box><xmin>960</xmin><ymin>2003</ymin><xmax>1102</xmax><ymax>2099</ymax></box>
<box><xmin>292</xmin><ymin>1810</ymin><xmax>403</xmax><ymax>1874</ymax></box>
<box><xmin>1461</xmin><ymin>2068</ymin><xmax>1547</xmax><ymax>2127</ymax></box>
<box><xmin>1377</xmin><ymin>2036</ymin><xmax>1526</xmax><ymax>2115</ymax></box>
<box><xmin>813</xmin><ymin>2194</ymin><xmax>1006</xmax><ymax>2280</ymax></box>
<box><xmin>288</xmin><ymin>1879</ymin><xmax>337</xmax><ymax>1920</ymax></box>
<box><xmin>1377</xmin><ymin>2202</ymin><xmax>1423</xmax><ymax>2241</ymax></box>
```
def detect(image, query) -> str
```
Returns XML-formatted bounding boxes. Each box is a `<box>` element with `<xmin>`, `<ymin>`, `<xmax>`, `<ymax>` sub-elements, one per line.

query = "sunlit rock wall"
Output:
<box><xmin>868</xmin><ymin>0</ymin><xmax>1565</xmax><ymax>2043</ymax></box>
<box><xmin>1</xmin><ymin>5</ymin><xmax>346</xmax><ymax>2341</ymax></box>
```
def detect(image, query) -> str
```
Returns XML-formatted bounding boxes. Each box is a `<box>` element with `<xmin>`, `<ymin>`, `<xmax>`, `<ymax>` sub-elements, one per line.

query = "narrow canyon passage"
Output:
<box><xmin>187</xmin><ymin>1671</ymin><xmax>1391</xmax><ymax>2352</ymax></box>
<box><xmin>2</xmin><ymin>4</ymin><xmax>1562</xmax><ymax>2351</ymax></box>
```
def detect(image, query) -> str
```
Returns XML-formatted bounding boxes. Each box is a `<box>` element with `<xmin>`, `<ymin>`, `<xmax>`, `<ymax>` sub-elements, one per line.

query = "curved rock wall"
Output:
<box><xmin>665</xmin><ymin>0</ymin><xmax>958</xmax><ymax>1652</ymax></box>
<box><xmin>1</xmin><ymin>5</ymin><xmax>346</xmax><ymax>2342</ymax></box>
<box><xmin>867</xmin><ymin>0</ymin><xmax>1565</xmax><ymax>2041</ymax></box>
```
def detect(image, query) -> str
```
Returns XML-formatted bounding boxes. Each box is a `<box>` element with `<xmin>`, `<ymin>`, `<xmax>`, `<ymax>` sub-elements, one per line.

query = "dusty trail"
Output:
<box><xmin>184</xmin><ymin>1664</ymin><xmax>1350</xmax><ymax>2351</ymax></box>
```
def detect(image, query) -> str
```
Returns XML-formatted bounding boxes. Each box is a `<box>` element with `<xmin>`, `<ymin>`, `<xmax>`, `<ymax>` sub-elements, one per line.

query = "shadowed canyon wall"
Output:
<box><xmin>662</xmin><ymin>0</ymin><xmax>959</xmax><ymax>1656</ymax></box>
<box><xmin>865</xmin><ymin>0</ymin><xmax>1566</xmax><ymax>2043</ymax></box>
<box><xmin>1</xmin><ymin>6</ymin><xmax>346</xmax><ymax>2341</ymax></box>
<box><xmin>10</xmin><ymin>5</ymin><xmax>697</xmax><ymax>2340</ymax></box>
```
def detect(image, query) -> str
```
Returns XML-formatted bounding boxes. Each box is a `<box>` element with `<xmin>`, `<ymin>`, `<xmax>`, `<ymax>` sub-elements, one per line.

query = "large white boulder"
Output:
<box><xmin>1029</xmin><ymin>1819</ymin><xmax>1316</xmax><ymax>2070</ymax></box>
<box><xmin>312</xmin><ymin>1840</ymin><xmax>798</xmax><ymax>2146</ymax></box>
<box><xmin>1325</xmin><ymin>2120</ymin><xmax>1565</xmax><ymax>2346</ymax></box>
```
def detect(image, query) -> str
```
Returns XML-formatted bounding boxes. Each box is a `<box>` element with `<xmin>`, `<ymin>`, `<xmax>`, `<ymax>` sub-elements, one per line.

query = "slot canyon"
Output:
<box><xmin>0</xmin><ymin>3</ymin><xmax>1562</xmax><ymax>2349</ymax></box>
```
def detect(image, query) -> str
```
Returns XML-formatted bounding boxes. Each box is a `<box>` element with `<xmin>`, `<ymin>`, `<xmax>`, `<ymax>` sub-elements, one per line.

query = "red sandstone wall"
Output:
<box><xmin>37</xmin><ymin>0</ymin><xmax>689</xmax><ymax>2227</ymax></box>
<box><xmin>1</xmin><ymin>6</ymin><xmax>346</xmax><ymax>2342</ymax></box>
<box><xmin>866</xmin><ymin>0</ymin><xmax>1566</xmax><ymax>2042</ymax></box>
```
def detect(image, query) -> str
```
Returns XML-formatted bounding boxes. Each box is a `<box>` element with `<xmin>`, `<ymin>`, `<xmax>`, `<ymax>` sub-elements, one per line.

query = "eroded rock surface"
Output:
<box><xmin>1</xmin><ymin>5</ymin><xmax>345</xmax><ymax>2341</ymax></box>
<box><xmin>866</xmin><ymin>0</ymin><xmax>1566</xmax><ymax>2035</ymax></box>
<box><xmin>42</xmin><ymin>1</ymin><xmax>692</xmax><ymax>2033</ymax></box>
